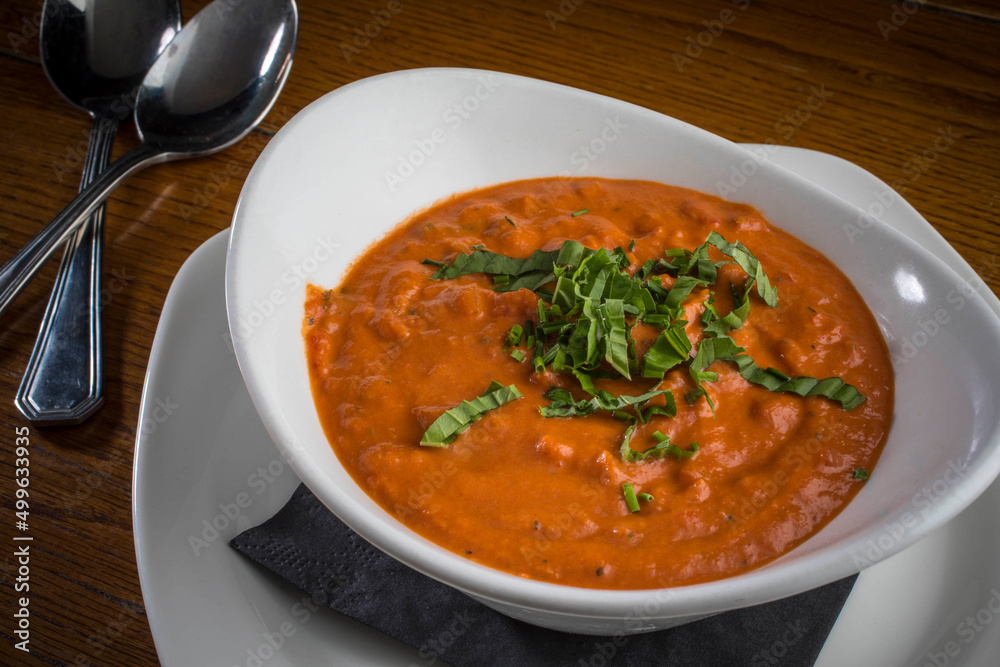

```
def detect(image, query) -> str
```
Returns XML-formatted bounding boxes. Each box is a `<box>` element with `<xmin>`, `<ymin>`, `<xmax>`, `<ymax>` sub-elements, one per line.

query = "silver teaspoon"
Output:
<box><xmin>17</xmin><ymin>0</ymin><xmax>181</xmax><ymax>426</ymax></box>
<box><xmin>0</xmin><ymin>0</ymin><xmax>298</xmax><ymax>324</ymax></box>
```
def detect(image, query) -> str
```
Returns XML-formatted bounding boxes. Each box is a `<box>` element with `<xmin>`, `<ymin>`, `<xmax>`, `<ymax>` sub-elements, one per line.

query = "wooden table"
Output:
<box><xmin>1</xmin><ymin>0</ymin><xmax>997</xmax><ymax>664</ymax></box>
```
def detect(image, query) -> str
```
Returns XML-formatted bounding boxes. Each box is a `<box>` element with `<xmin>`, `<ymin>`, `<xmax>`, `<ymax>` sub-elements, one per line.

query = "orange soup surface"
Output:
<box><xmin>303</xmin><ymin>178</ymin><xmax>893</xmax><ymax>589</ymax></box>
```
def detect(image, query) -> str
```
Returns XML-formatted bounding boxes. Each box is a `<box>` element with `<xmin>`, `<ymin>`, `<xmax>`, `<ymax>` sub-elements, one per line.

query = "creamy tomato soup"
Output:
<box><xmin>303</xmin><ymin>178</ymin><xmax>893</xmax><ymax>589</ymax></box>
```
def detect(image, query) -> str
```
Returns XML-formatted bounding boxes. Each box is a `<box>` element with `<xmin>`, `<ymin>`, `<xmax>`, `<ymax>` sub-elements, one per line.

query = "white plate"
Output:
<box><xmin>134</xmin><ymin>146</ymin><xmax>1000</xmax><ymax>665</ymax></box>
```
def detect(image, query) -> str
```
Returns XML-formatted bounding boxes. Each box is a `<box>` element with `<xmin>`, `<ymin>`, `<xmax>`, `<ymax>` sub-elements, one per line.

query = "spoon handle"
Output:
<box><xmin>0</xmin><ymin>142</ymin><xmax>163</xmax><ymax>320</ymax></box>
<box><xmin>15</xmin><ymin>116</ymin><xmax>118</xmax><ymax>425</ymax></box>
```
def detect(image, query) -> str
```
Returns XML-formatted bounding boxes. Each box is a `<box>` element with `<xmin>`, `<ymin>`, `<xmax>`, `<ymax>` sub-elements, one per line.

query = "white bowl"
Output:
<box><xmin>226</xmin><ymin>68</ymin><xmax>1000</xmax><ymax>635</ymax></box>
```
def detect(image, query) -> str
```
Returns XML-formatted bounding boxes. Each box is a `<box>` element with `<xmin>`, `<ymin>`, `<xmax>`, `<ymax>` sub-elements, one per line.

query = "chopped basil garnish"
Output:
<box><xmin>503</xmin><ymin>324</ymin><xmax>524</xmax><ymax>352</ymax></box>
<box><xmin>702</xmin><ymin>282</ymin><xmax>753</xmax><ymax>338</ymax></box>
<box><xmin>424</xmin><ymin>231</ymin><xmax>866</xmax><ymax>460</ymax></box>
<box><xmin>420</xmin><ymin>381</ymin><xmax>523</xmax><ymax>447</ymax></box>
<box><xmin>641</xmin><ymin>325</ymin><xmax>692</xmax><ymax>379</ymax></box>
<box><xmin>703</xmin><ymin>231</ymin><xmax>778</xmax><ymax>307</ymax></box>
<box><xmin>621</xmin><ymin>429</ymin><xmax>699</xmax><ymax>462</ymax></box>
<box><xmin>853</xmin><ymin>468</ymin><xmax>869</xmax><ymax>480</ymax></box>
<box><xmin>622</xmin><ymin>482</ymin><xmax>641</xmax><ymax>513</ymax></box>
<box><xmin>689</xmin><ymin>333</ymin><xmax>866</xmax><ymax>410</ymax></box>
<box><xmin>622</xmin><ymin>483</ymin><xmax>655</xmax><ymax>512</ymax></box>
<box><xmin>539</xmin><ymin>386</ymin><xmax>673</xmax><ymax>419</ymax></box>
<box><xmin>729</xmin><ymin>353</ymin><xmax>867</xmax><ymax>410</ymax></box>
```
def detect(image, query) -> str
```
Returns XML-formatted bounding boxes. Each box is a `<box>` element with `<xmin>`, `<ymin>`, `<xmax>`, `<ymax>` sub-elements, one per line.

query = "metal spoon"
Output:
<box><xmin>0</xmin><ymin>0</ymin><xmax>298</xmax><ymax>328</ymax></box>
<box><xmin>16</xmin><ymin>0</ymin><xmax>181</xmax><ymax>426</ymax></box>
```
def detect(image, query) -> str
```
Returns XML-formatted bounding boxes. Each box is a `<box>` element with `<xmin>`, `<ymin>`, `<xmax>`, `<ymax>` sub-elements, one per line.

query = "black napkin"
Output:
<box><xmin>231</xmin><ymin>484</ymin><xmax>855</xmax><ymax>666</ymax></box>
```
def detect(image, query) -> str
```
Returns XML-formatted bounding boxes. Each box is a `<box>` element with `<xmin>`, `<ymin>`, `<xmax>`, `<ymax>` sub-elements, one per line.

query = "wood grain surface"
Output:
<box><xmin>1</xmin><ymin>0</ymin><xmax>998</xmax><ymax>664</ymax></box>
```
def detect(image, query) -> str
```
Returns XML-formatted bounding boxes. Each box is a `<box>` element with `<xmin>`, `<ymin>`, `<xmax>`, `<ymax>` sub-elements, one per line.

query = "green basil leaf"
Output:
<box><xmin>664</xmin><ymin>275</ymin><xmax>711</xmax><ymax>311</ymax></box>
<box><xmin>539</xmin><ymin>387</ymin><xmax>669</xmax><ymax>418</ymax></box>
<box><xmin>727</xmin><ymin>354</ymin><xmax>866</xmax><ymax>410</ymax></box>
<box><xmin>706</xmin><ymin>231</ymin><xmax>778</xmax><ymax>307</ymax></box>
<box><xmin>641</xmin><ymin>325</ymin><xmax>692</xmax><ymax>379</ymax></box>
<box><xmin>599</xmin><ymin>299</ymin><xmax>631</xmax><ymax>379</ymax></box>
<box><xmin>420</xmin><ymin>381</ymin><xmax>523</xmax><ymax>446</ymax></box>
<box><xmin>503</xmin><ymin>324</ymin><xmax>523</xmax><ymax>352</ymax></box>
<box><xmin>702</xmin><ymin>283</ymin><xmax>753</xmax><ymax>338</ymax></box>
<box><xmin>622</xmin><ymin>481</ymin><xmax>641</xmax><ymax>512</ymax></box>
<box><xmin>622</xmin><ymin>430</ymin><xmax>699</xmax><ymax>462</ymax></box>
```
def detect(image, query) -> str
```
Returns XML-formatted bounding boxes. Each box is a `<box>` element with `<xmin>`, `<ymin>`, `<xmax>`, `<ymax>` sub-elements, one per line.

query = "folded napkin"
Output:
<box><xmin>231</xmin><ymin>484</ymin><xmax>855</xmax><ymax>666</ymax></box>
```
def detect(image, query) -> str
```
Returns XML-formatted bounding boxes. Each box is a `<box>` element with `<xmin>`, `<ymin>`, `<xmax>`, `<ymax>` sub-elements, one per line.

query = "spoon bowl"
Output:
<box><xmin>0</xmin><ymin>0</ymin><xmax>298</xmax><ymax>317</ymax></box>
<box><xmin>136</xmin><ymin>0</ymin><xmax>296</xmax><ymax>154</ymax></box>
<box><xmin>41</xmin><ymin>0</ymin><xmax>180</xmax><ymax>117</ymax></box>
